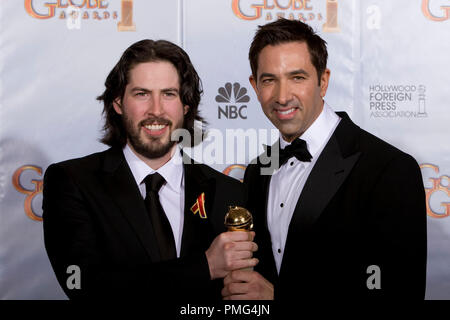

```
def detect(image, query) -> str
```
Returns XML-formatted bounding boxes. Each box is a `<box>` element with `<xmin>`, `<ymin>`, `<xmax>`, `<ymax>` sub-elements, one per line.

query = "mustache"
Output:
<box><xmin>139</xmin><ymin>117</ymin><xmax>172</xmax><ymax>127</ymax></box>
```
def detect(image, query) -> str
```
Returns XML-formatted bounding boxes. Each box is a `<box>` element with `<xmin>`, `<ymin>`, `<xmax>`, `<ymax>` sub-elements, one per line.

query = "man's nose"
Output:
<box><xmin>275</xmin><ymin>80</ymin><xmax>291</xmax><ymax>105</ymax></box>
<box><xmin>147</xmin><ymin>95</ymin><xmax>164</xmax><ymax>116</ymax></box>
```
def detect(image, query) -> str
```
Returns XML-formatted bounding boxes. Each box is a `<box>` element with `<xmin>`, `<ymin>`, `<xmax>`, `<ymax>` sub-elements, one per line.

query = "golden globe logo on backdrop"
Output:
<box><xmin>421</xmin><ymin>164</ymin><xmax>450</xmax><ymax>218</ymax></box>
<box><xmin>223</xmin><ymin>165</ymin><xmax>247</xmax><ymax>182</ymax></box>
<box><xmin>422</xmin><ymin>0</ymin><xmax>450</xmax><ymax>21</ymax></box>
<box><xmin>24</xmin><ymin>0</ymin><xmax>136</xmax><ymax>31</ymax></box>
<box><xmin>232</xmin><ymin>0</ymin><xmax>341</xmax><ymax>32</ymax></box>
<box><xmin>12</xmin><ymin>165</ymin><xmax>43</xmax><ymax>222</ymax></box>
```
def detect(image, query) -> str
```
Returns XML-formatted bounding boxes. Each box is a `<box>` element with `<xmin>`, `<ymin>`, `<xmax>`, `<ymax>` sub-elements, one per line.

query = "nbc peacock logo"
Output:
<box><xmin>216</xmin><ymin>82</ymin><xmax>250</xmax><ymax>120</ymax></box>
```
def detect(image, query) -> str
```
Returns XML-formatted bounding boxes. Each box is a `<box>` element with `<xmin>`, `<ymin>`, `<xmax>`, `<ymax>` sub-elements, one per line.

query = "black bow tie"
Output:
<box><xmin>278</xmin><ymin>138</ymin><xmax>312</xmax><ymax>166</ymax></box>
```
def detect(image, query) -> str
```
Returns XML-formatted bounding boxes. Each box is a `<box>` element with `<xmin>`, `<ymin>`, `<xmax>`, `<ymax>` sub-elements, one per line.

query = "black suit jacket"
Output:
<box><xmin>43</xmin><ymin>147</ymin><xmax>244</xmax><ymax>301</ymax></box>
<box><xmin>244</xmin><ymin>112</ymin><xmax>427</xmax><ymax>300</ymax></box>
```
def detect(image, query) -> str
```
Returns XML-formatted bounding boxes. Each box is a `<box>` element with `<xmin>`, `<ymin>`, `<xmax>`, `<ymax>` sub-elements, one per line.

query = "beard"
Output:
<box><xmin>122</xmin><ymin>114</ymin><xmax>182</xmax><ymax>159</ymax></box>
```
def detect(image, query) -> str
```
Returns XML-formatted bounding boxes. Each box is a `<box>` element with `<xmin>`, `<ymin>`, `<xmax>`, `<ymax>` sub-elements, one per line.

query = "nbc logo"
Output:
<box><xmin>216</xmin><ymin>82</ymin><xmax>250</xmax><ymax>119</ymax></box>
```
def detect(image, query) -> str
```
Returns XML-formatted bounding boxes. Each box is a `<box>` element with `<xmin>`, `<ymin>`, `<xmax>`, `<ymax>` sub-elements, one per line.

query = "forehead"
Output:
<box><xmin>257</xmin><ymin>41</ymin><xmax>313</xmax><ymax>73</ymax></box>
<box><xmin>127</xmin><ymin>61</ymin><xmax>180</xmax><ymax>88</ymax></box>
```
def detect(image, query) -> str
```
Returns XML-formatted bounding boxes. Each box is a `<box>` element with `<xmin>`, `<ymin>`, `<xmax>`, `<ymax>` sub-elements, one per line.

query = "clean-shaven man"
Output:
<box><xmin>222</xmin><ymin>19</ymin><xmax>426</xmax><ymax>301</ymax></box>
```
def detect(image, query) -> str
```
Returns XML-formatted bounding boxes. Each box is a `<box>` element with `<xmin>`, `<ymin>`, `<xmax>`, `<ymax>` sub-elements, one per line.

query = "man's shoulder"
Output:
<box><xmin>335</xmin><ymin>112</ymin><xmax>417</xmax><ymax>166</ymax></box>
<box><xmin>42</xmin><ymin>149</ymin><xmax>116</xmax><ymax>199</ymax></box>
<box><xmin>357</xmin><ymin>127</ymin><xmax>416</xmax><ymax>164</ymax></box>
<box><xmin>181</xmin><ymin>150</ymin><xmax>243</xmax><ymax>187</ymax></box>
<box><xmin>190</xmin><ymin>163</ymin><xmax>243</xmax><ymax>187</ymax></box>
<box><xmin>46</xmin><ymin>148</ymin><xmax>113</xmax><ymax>176</ymax></box>
<box><xmin>185</xmin><ymin>163</ymin><xmax>245</xmax><ymax>206</ymax></box>
<box><xmin>335</xmin><ymin>123</ymin><xmax>420</xmax><ymax>183</ymax></box>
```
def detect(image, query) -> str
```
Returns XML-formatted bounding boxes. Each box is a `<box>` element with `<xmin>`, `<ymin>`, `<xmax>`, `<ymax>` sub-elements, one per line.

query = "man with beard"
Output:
<box><xmin>43</xmin><ymin>40</ymin><xmax>258</xmax><ymax>301</ymax></box>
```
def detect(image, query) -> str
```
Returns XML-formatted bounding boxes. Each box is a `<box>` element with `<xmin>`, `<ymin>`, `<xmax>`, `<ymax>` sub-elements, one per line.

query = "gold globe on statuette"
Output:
<box><xmin>224</xmin><ymin>206</ymin><xmax>253</xmax><ymax>232</ymax></box>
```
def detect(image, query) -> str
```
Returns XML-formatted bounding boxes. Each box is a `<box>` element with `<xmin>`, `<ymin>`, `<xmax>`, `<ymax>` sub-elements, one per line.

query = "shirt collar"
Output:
<box><xmin>123</xmin><ymin>144</ymin><xmax>184</xmax><ymax>193</ymax></box>
<box><xmin>279</xmin><ymin>102</ymin><xmax>340</xmax><ymax>159</ymax></box>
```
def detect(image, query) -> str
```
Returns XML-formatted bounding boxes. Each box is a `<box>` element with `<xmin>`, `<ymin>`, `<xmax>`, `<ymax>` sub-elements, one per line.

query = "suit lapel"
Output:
<box><xmin>288</xmin><ymin>135</ymin><xmax>360</xmax><ymax>232</ymax></box>
<box><xmin>281</xmin><ymin>113</ymin><xmax>362</xmax><ymax>272</ymax></box>
<box><xmin>254</xmin><ymin>165</ymin><xmax>278</xmax><ymax>281</ymax></box>
<box><xmin>260</xmin><ymin>173</ymin><xmax>272</xmax><ymax>231</ymax></box>
<box><xmin>180</xmin><ymin>156</ymin><xmax>216</xmax><ymax>257</ymax></box>
<box><xmin>100</xmin><ymin>147</ymin><xmax>161</xmax><ymax>262</ymax></box>
<box><xmin>257</xmin><ymin>141</ymin><xmax>278</xmax><ymax>230</ymax></box>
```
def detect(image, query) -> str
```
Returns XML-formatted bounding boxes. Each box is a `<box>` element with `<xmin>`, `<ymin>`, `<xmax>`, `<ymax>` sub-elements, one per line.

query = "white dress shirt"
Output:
<box><xmin>267</xmin><ymin>102</ymin><xmax>340</xmax><ymax>274</ymax></box>
<box><xmin>123</xmin><ymin>144</ymin><xmax>185</xmax><ymax>258</ymax></box>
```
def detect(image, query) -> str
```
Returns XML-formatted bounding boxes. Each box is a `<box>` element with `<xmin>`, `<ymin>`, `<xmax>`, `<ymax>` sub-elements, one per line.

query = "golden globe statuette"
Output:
<box><xmin>118</xmin><ymin>0</ymin><xmax>136</xmax><ymax>31</ymax></box>
<box><xmin>323</xmin><ymin>0</ymin><xmax>341</xmax><ymax>33</ymax></box>
<box><xmin>224</xmin><ymin>206</ymin><xmax>254</xmax><ymax>271</ymax></box>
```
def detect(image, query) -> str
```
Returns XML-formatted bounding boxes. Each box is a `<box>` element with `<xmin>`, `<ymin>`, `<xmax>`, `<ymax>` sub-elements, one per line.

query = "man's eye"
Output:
<box><xmin>262</xmin><ymin>78</ymin><xmax>274</xmax><ymax>84</ymax></box>
<box><xmin>135</xmin><ymin>92</ymin><xmax>148</xmax><ymax>96</ymax></box>
<box><xmin>293</xmin><ymin>76</ymin><xmax>305</xmax><ymax>81</ymax></box>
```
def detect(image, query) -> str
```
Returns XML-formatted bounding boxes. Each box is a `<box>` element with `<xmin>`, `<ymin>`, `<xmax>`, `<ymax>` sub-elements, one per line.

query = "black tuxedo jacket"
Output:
<box><xmin>43</xmin><ymin>147</ymin><xmax>244</xmax><ymax>301</ymax></box>
<box><xmin>244</xmin><ymin>112</ymin><xmax>427</xmax><ymax>300</ymax></box>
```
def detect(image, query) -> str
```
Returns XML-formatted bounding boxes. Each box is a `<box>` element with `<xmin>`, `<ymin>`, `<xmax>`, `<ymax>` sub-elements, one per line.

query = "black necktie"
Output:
<box><xmin>143</xmin><ymin>173</ymin><xmax>176</xmax><ymax>261</ymax></box>
<box><xmin>279</xmin><ymin>138</ymin><xmax>312</xmax><ymax>166</ymax></box>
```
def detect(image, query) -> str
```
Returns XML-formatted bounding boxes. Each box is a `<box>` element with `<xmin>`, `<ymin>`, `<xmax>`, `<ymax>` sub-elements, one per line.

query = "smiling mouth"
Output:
<box><xmin>276</xmin><ymin>107</ymin><xmax>297</xmax><ymax>115</ymax></box>
<box><xmin>274</xmin><ymin>107</ymin><xmax>299</xmax><ymax>119</ymax></box>
<box><xmin>141</xmin><ymin>119</ymin><xmax>171</xmax><ymax>136</ymax></box>
<box><xmin>144</xmin><ymin>124</ymin><xmax>167</xmax><ymax>131</ymax></box>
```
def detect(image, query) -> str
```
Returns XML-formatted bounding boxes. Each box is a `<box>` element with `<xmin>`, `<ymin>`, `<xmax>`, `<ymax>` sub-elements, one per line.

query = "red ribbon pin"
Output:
<box><xmin>191</xmin><ymin>192</ymin><xmax>207</xmax><ymax>219</ymax></box>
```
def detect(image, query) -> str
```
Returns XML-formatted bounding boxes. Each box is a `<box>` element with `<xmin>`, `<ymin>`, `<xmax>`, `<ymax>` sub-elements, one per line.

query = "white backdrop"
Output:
<box><xmin>0</xmin><ymin>0</ymin><xmax>449</xmax><ymax>299</ymax></box>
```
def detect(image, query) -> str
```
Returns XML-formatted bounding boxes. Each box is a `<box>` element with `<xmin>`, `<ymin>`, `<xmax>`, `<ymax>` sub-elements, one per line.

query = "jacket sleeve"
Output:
<box><xmin>365</xmin><ymin>153</ymin><xmax>427</xmax><ymax>299</ymax></box>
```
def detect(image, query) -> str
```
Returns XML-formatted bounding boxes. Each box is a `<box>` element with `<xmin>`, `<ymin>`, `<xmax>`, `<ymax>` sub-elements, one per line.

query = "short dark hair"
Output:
<box><xmin>249</xmin><ymin>18</ymin><xmax>328</xmax><ymax>84</ymax></box>
<box><xmin>97</xmin><ymin>39</ymin><xmax>204</xmax><ymax>148</ymax></box>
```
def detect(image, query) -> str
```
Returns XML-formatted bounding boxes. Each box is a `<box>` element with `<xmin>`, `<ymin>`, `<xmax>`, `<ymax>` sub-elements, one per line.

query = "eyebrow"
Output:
<box><xmin>258</xmin><ymin>69</ymin><xmax>310</xmax><ymax>81</ymax></box>
<box><xmin>258</xmin><ymin>73</ymin><xmax>276</xmax><ymax>81</ymax></box>
<box><xmin>161</xmin><ymin>88</ymin><xmax>179</xmax><ymax>93</ymax></box>
<box><xmin>288</xmin><ymin>69</ymin><xmax>309</xmax><ymax>77</ymax></box>
<box><xmin>130</xmin><ymin>87</ymin><xmax>179</xmax><ymax>93</ymax></box>
<box><xmin>130</xmin><ymin>87</ymin><xmax>150</xmax><ymax>93</ymax></box>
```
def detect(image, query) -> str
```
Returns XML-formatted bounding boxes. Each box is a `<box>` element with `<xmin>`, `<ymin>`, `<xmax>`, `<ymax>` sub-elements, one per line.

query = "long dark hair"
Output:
<box><xmin>249</xmin><ymin>18</ymin><xmax>328</xmax><ymax>85</ymax></box>
<box><xmin>97</xmin><ymin>39</ymin><xmax>204</xmax><ymax>148</ymax></box>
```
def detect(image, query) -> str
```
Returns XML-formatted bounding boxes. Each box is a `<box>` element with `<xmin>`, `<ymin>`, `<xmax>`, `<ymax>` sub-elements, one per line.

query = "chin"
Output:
<box><xmin>279</xmin><ymin>126</ymin><xmax>300</xmax><ymax>136</ymax></box>
<box><xmin>140</xmin><ymin>142</ymin><xmax>175</xmax><ymax>159</ymax></box>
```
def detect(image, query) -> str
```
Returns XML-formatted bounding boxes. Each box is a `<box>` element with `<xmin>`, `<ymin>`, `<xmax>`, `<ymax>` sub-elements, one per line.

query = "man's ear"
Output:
<box><xmin>249</xmin><ymin>75</ymin><xmax>257</xmax><ymax>94</ymax></box>
<box><xmin>319</xmin><ymin>69</ymin><xmax>331</xmax><ymax>98</ymax></box>
<box><xmin>113</xmin><ymin>98</ymin><xmax>123</xmax><ymax>115</ymax></box>
<box><xmin>249</xmin><ymin>75</ymin><xmax>262</xmax><ymax>103</ymax></box>
<box><xmin>183</xmin><ymin>105</ymin><xmax>190</xmax><ymax>115</ymax></box>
